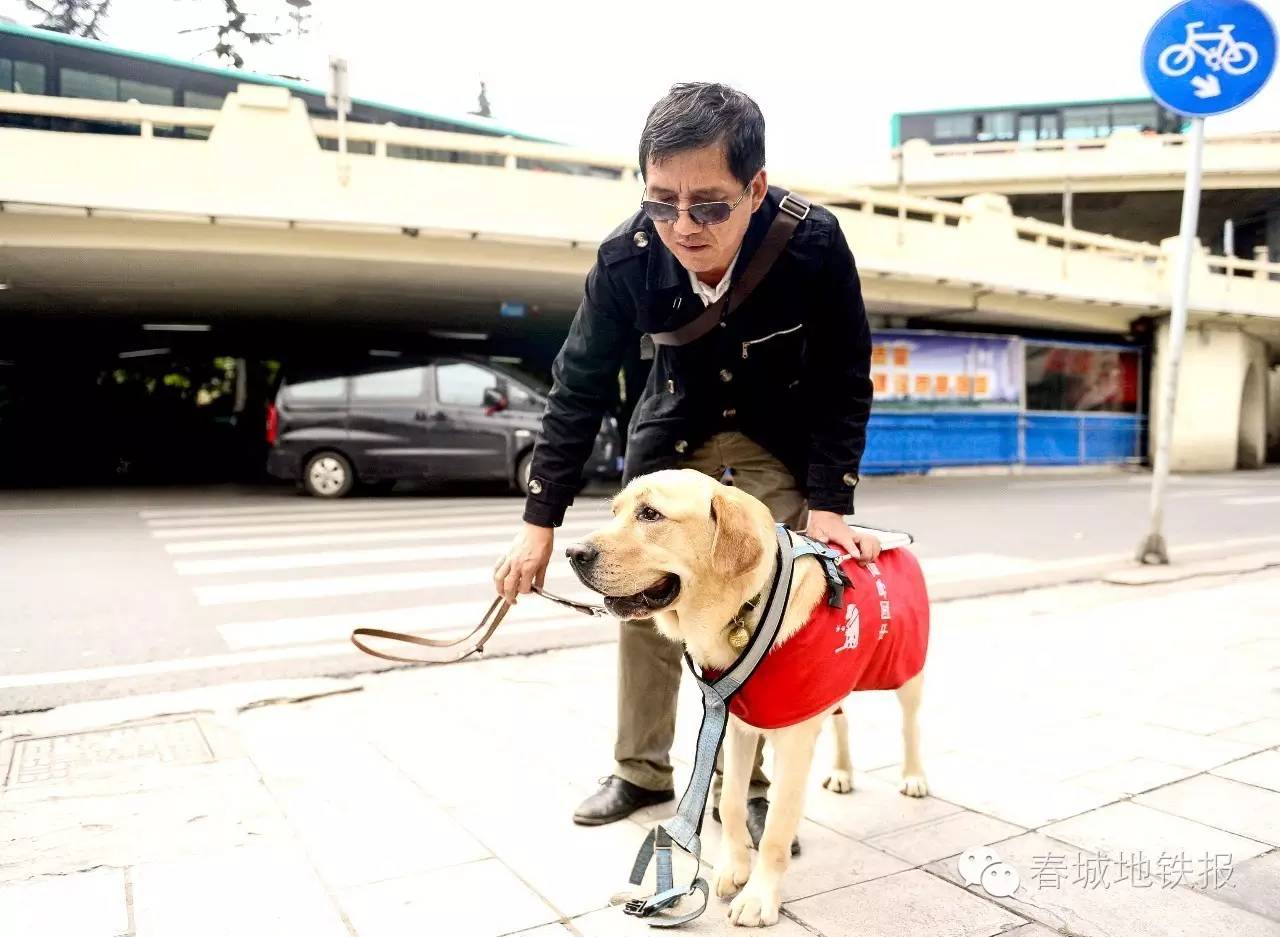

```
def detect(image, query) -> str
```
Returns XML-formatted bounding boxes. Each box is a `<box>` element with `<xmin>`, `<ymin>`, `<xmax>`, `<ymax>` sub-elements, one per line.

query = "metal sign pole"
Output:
<box><xmin>1137</xmin><ymin>115</ymin><xmax>1205</xmax><ymax>565</ymax></box>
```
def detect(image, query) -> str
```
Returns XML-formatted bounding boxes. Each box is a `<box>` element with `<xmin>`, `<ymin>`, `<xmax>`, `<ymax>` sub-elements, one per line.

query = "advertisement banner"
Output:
<box><xmin>870</xmin><ymin>330</ymin><xmax>1021</xmax><ymax>408</ymax></box>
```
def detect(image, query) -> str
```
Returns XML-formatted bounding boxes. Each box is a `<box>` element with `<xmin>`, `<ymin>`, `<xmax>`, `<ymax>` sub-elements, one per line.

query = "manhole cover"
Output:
<box><xmin>4</xmin><ymin>718</ymin><xmax>214</xmax><ymax>788</ymax></box>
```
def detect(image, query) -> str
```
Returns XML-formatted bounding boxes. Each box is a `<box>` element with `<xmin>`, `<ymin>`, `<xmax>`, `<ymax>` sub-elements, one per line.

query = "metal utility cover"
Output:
<box><xmin>4</xmin><ymin>719</ymin><xmax>214</xmax><ymax>788</ymax></box>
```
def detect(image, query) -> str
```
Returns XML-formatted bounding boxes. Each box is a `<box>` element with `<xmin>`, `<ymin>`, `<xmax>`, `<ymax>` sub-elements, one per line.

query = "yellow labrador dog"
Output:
<box><xmin>568</xmin><ymin>469</ymin><xmax>929</xmax><ymax>927</ymax></box>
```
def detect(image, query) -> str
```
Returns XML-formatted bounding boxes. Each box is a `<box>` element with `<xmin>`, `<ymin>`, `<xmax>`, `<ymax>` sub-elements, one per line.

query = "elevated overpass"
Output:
<box><xmin>2</xmin><ymin>85</ymin><xmax>1279</xmax><ymax>474</ymax></box>
<box><xmin>862</xmin><ymin>131</ymin><xmax>1280</xmax><ymax>255</ymax></box>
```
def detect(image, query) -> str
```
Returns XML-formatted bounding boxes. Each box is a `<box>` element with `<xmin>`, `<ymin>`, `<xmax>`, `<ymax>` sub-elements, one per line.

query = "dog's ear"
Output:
<box><xmin>710</xmin><ymin>487</ymin><xmax>763</xmax><ymax>578</ymax></box>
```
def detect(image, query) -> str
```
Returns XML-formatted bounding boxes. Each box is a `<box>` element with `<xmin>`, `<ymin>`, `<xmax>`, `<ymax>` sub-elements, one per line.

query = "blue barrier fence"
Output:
<box><xmin>862</xmin><ymin>410</ymin><xmax>1146</xmax><ymax>474</ymax></box>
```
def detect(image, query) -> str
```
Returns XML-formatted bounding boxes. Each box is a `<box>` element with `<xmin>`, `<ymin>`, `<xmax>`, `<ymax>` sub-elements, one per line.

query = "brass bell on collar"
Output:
<box><xmin>728</xmin><ymin>624</ymin><xmax>750</xmax><ymax>651</ymax></box>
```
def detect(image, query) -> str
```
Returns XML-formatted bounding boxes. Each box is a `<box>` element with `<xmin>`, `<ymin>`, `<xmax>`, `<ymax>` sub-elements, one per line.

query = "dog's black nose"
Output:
<box><xmin>566</xmin><ymin>542</ymin><xmax>599</xmax><ymax>567</ymax></box>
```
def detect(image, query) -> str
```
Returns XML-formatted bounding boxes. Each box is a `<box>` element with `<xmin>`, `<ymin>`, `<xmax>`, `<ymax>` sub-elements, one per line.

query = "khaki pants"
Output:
<box><xmin>613</xmin><ymin>432</ymin><xmax>808</xmax><ymax>801</ymax></box>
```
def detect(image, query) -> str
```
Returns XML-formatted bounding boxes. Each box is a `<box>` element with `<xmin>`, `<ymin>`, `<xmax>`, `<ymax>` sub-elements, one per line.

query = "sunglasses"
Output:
<box><xmin>640</xmin><ymin>181</ymin><xmax>753</xmax><ymax>226</ymax></box>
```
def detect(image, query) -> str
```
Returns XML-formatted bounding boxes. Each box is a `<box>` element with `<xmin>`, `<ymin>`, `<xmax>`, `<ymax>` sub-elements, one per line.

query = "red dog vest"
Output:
<box><xmin>705</xmin><ymin>547</ymin><xmax>929</xmax><ymax>729</ymax></box>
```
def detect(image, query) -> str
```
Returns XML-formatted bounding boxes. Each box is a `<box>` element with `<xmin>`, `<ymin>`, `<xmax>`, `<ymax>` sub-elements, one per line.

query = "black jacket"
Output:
<box><xmin>523</xmin><ymin>186</ymin><xmax>874</xmax><ymax>528</ymax></box>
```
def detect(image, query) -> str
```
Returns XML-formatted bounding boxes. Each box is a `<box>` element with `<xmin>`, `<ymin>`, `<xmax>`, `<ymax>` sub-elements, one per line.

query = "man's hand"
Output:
<box><xmin>805</xmin><ymin>509</ymin><xmax>881</xmax><ymax>564</ymax></box>
<box><xmin>494</xmin><ymin>522</ymin><xmax>555</xmax><ymax>605</ymax></box>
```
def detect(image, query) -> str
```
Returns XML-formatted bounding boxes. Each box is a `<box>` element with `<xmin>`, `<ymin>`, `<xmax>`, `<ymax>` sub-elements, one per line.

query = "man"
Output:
<box><xmin>494</xmin><ymin>82</ymin><xmax>879</xmax><ymax>845</ymax></box>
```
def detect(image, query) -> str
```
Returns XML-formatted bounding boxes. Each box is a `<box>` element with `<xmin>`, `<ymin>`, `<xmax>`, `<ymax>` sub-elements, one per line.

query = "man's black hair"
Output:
<box><xmin>638</xmin><ymin>82</ymin><xmax>765</xmax><ymax>186</ymax></box>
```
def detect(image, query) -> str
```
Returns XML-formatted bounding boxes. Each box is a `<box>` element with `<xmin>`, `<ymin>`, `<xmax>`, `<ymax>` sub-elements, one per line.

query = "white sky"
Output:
<box><xmin>4</xmin><ymin>0</ymin><xmax>1279</xmax><ymax>177</ymax></box>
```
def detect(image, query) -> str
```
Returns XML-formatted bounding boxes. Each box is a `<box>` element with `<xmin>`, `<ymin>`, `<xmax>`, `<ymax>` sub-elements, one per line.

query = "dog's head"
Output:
<box><xmin>566</xmin><ymin>468</ymin><xmax>773</xmax><ymax>621</ymax></box>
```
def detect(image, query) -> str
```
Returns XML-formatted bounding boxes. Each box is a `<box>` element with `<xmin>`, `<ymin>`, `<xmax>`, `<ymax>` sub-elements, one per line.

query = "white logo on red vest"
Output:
<box><xmin>835</xmin><ymin>603</ymin><xmax>860</xmax><ymax>654</ymax></box>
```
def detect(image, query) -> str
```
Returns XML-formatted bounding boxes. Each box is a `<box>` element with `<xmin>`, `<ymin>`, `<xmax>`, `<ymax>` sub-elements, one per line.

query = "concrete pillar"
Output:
<box><xmin>1149</xmin><ymin>321</ymin><xmax>1269</xmax><ymax>470</ymax></box>
<box><xmin>1267</xmin><ymin>207</ymin><xmax>1280</xmax><ymax>281</ymax></box>
<box><xmin>1267</xmin><ymin>366</ymin><xmax>1280</xmax><ymax>463</ymax></box>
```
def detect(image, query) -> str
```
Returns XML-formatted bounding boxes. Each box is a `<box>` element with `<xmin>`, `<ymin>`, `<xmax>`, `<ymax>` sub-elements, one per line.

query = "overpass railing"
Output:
<box><xmin>4</xmin><ymin>89</ymin><xmax>1280</xmax><ymax>287</ymax></box>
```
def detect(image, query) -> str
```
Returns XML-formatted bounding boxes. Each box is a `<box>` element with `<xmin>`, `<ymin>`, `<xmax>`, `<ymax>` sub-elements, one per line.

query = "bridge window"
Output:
<box><xmin>60</xmin><ymin>67</ymin><xmax>117</xmax><ymax>101</ymax></box>
<box><xmin>352</xmin><ymin>367</ymin><xmax>427</xmax><ymax>399</ymax></box>
<box><xmin>1109</xmin><ymin>102</ymin><xmax>1159</xmax><ymax>134</ymax></box>
<box><xmin>975</xmin><ymin>111</ymin><xmax>1015</xmax><ymax>142</ymax></box>
<box><xmin>1</xmin><ymin>58</ymin><xmax>47</xmax><ymax>94</ymax></box>
<box><xmin>60</xmin><ymin>68</ymin><xmax>174</xmax><ymax>106</ymax></box>
<box><xmin>933</xmin><ymin>114</ymin><xmax>974</xmax><ymax>141</ymax></box>
<box><xmin>1063</xmin><ymin>106</ymin><xmax>1111</xmax><ymax>140</ymax></box>
<box><xmin>184</xmin><ymin>90</ymin><xmax>225</xmax><ymax>110</ymax></box>
<box><xmin>120</xmin><ymin>78</ymin><xmax>174</xmax><ymax>106</ymax></box>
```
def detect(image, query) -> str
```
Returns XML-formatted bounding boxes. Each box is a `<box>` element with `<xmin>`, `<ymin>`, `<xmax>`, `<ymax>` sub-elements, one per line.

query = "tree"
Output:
<box><xmin>469</xmin><ymin>80</ymin><xmax>492</xmax><ymax>119</ymax></box>
<box><xmin>22</xmin><ymin>0</ymin><xmax>113</xmax><ymax>38</ymax></box>
<box><xmin>179</xmin><ymin>1</ymin><xmax>291</xmax><ymax>70</ymax></box>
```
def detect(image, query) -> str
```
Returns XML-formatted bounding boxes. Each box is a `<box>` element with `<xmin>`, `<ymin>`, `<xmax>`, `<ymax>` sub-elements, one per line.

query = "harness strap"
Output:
<box><xmin>791</xmin><ymin>535</ymin><xmax>853</xmax><ymax>609</ymax></box>
<box><xmin>623</xmin><ymin>525</ymin><xmax>796</xmax><ymax>926</ymax></box>
<box><xmin>648</xmin><ymin>192</ymin><xmax>811</xmax><ymax>348</ymax></box>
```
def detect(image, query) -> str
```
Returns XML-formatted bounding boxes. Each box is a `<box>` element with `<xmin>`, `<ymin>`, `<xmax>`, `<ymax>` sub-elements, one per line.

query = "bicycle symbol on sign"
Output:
<box><xmin>1158</xmin><ymin>20</ymin><xmax>1260</xmax><ymax>76</ymax></box>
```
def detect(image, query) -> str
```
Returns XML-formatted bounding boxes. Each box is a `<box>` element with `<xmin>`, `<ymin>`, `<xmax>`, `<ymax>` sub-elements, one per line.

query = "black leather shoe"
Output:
<box><xmin>712</xmin><ymin>797</ymin><xmax>801</xmax><ymax>856</ymax></box>
<box><xmin>573</xmin><ymin>776</ymin><xmax>675</xmax><ymax>826</ymax></box>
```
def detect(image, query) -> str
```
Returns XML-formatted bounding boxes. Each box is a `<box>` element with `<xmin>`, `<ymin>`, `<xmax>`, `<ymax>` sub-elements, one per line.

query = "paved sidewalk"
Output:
<box><xmin>2</xmin><ymin>569</ymin><xmax>1279</xmax><ymax>936</ymax></box>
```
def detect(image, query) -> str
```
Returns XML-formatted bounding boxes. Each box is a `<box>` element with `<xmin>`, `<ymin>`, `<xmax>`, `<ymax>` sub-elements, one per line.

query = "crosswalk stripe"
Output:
<box><xmin>152</xmin><ymin>509</ymin><xmax>611</xmax><ymax>540</ymax></box>
<box><xmin>139</xmin><ymin>498</ymin><xmax>529</xmax><ymax>519</ymax></box>
<box><xmin>194</xmin><ymin>567</ymin><xmax>584</xmax><ymax>606</ymax></box>
<box><xmin>218</xmin><ymin>597</ymin><xmax>596</xmax><ymax>650</ymax></box>
<box><xmin>164</xmin><ymin>518</ymin><xmax>605</xmax><ymax>555</ymax></box>
<box><xmin>1224</xmin><ymin>495</ymin><xmax>1280</xmax><ymax>506</ymax></box>
<box><xmin>144</xmin><ymin>500</ymin><xmax>612</xmax><ymax>529</ymax></box>
<box><xmin>178</xmin><ymin>539</ymin><xmax>546</xmax><ymax>575</ymax></box>
<box><xmin>0</xmin><ymin>610</ymin><xmax>608</xmax><ymax>690</ymax></box>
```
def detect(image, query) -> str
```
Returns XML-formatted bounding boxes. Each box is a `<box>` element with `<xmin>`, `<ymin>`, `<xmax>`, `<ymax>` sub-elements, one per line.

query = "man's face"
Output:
<box><xmin>643</xmin><ymin>143</ymin><xmax>767</xmax><ymax>283</ymax></box>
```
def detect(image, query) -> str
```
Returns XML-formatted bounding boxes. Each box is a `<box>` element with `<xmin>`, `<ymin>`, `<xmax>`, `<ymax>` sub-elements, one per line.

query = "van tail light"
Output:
<box><xmin>265</xmin><ymin>402</ymin><xmax>279</xmax><ymax>446</ymax></box>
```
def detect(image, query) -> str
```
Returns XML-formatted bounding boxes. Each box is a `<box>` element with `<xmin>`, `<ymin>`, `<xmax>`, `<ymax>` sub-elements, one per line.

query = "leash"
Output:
<box><xmin>350</xmin><ymin>585</ymin><xmax>607</xmax><ymax>665</ymax></box>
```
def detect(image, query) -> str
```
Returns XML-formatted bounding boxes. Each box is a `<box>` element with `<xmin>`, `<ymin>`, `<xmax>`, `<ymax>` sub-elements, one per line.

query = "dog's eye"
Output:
<box><xmin>637</xmin><ymin>505</ymin><xmax>664</xmax><ymax>523</ymax></box>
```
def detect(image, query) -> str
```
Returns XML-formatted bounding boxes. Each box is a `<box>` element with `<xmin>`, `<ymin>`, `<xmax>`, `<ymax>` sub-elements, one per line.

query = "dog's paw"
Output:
<box><xmin>899</xmin><ymin>774</ymin><xmax>929</xmax><ymax>797</ymax></box>
<box><xmin>713</xmin><ymin>853</ymin><xmax>751</xmax><ymax>899</ymax></box>
<box><xmin>728</xmin><ymin>882</ymin><xmax>781</xmax><ymax>927</ymax></box>
<box><xmin>822</xmin><ymin>769</ymin><xmax>854</xmax><ymax>794</ymax></box>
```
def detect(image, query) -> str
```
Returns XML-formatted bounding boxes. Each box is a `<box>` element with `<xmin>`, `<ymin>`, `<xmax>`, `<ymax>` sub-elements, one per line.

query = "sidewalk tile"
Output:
<box><xmin>800</xmin><ymin>773</ymin><xmax>963</xmax><ymax>839</ymax></box>
<box><xmin>511</xmin><ymin>924</ymin><xmax>573</xmax><ymax>936</ymax></box>
<box><xmin>132</xmin><ymin>843</ymin><xmax>348</xmax><ymax>937</ymax></box>
<box><xmin>1004</xmin><ymin>926</ymin><xmax>1061</xmax><ymax>936</ymax></box>
<box><xmin>0</xmin><ymin>868</ymin><xmax>127</xmax><ymax>937</ymax></box>
<box><xmin>1136</xmin><ymin>775</ymin><xmax>1280</xmax><ymax>846</ymax></box>
<box><xmin>1213</xmin><ymin>719</ymin><xmax>1280</xmax><ymax>748</ymax></box>
<box><xmin>927</xmin><ymin>831</ymin><xmax>1280</xmax><ymax>937</ymax></box>
<box><xmin>340</xmin><ymin>858</ymin><xmax>558</xmax><ymax>937</ymax></box>
<box><xmin>569</xmin><ymin>903</ymin><xmax>815</xmax><ymax>936</ymax></box>
<box><xmin>270</xmin><ymin>781</ymin><xmax>490</xmax><ymax>888</ymax></box>
<box><xmin>451</xmin><ymin>794</ymin><xmax>661</xmax><ymax>918</ymax></box>
<box><xmin>865</xmin><ymin>809</ymin><xmax>1025</xmax><ymax>866</ymax></box>
<box><xmin>1067</xmin><ymin>758</ymin><xmax>1196</xmax><ymax>796</ymax></box>
<box><xmin>1197</xmin><ymin>850</ymin><xmax>1280</xmax><ymax>922</ymax></box>
<box><xmin>1211</xmin><ymin>751</ymin><xmax>1280</xmax><ymax>793</ymax></box>
<box><xmin>786</xmin><ymin>868</ymin><xmax>1025</xmax><ymax>937</ymax></box>
<box><xmin>1042</xmin><ymin>801</ymin><xmax>1271</xmax><ymax>863</ymax></box>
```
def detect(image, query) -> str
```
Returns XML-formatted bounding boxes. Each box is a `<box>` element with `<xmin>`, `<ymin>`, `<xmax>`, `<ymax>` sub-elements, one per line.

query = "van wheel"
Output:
<box><xmin>515</xmin><ymin>451</ymin><xmax>534</xmax><ymax>496</ymax></box>
<box><xmin>303</xmin><ymin>451</ymin><xmax>354</xmax><ymax>498</ymax></box>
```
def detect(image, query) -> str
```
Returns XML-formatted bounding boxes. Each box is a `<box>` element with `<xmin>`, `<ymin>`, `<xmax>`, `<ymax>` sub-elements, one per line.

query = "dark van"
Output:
<box><xmin>266</xmin><ymin>356</ymin><xmax>622</xmax><ymax>498</ymax></box>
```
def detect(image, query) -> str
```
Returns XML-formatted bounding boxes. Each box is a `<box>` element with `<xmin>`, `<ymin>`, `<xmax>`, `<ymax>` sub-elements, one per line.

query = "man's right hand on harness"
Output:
<box><xmin>495</xmin><ymin>522</ymin><xmax>555</xmax><ymax>605</ymax></box>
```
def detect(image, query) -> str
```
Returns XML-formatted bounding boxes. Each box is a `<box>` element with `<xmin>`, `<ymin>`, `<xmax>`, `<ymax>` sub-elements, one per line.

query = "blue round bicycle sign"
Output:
<box><xmin>1142</xmin><ymin>0</ymin><xmax>1277</xmax><ymax>116</ymax></box>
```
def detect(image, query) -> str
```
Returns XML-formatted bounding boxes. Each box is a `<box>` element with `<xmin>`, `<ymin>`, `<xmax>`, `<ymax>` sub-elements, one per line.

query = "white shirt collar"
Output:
<box><xmin>688</xmin><ymin>248</ymin><xmax>741</xmax><ymax>307</ymax></box>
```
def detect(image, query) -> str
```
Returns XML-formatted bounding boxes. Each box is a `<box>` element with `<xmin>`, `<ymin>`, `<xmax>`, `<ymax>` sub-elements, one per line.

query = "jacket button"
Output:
<box><xmin>719</xmin><ymin>369</ymin><xmax>733</xmax><ymax>383</ymax></box>
<box><xmin>674</xmin><ymin>440</ymin><xmax>688</xmax><ymax>454</ymax></box>
<box><xmin>529</xmin><ymin>478</ymin><xmax>544</xmax><ymax>495</ymax></box>
<box><xmin>633</xmin><ymin>231</ymin><xmax>649</xmax><ymax>248</ymax></box>
<box><xmin>722</xmin><ymin>408</ymin><xmax>736</xmax><ymax>418</ymax></box>
<box><xmin>842</xmin><ymin>473</ymin><xmax>857</xmax><ymax>487</ymax></box>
